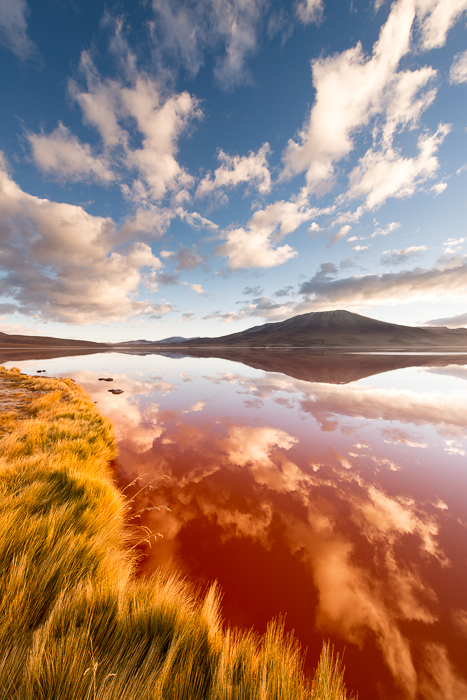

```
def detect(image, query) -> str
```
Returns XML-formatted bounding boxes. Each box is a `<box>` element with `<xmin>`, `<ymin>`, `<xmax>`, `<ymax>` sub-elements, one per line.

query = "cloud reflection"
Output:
<box><xmin>95</xmin><ymin>363</ymin><xmax>467</xmax><ymax>699</ymax></box>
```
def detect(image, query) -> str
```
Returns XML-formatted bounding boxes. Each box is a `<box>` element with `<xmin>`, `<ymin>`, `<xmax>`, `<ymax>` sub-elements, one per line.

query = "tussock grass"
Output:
<box><xmin>0</xmin><ymin>366</ymin><xmax>355</xmax><ymax>700</ymax></box>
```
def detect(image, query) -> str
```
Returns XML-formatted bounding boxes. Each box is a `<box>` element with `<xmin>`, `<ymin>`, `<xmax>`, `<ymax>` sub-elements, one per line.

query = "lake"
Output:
<box><xmin>3</xmin><ymin>350</ymin><xmax>467</xmax><ymax>700</ymax></box>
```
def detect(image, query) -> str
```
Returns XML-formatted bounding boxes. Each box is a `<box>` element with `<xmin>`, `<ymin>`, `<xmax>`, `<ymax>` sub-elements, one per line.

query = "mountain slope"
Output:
<box><xmin>0</xmin><ymin>331</ymin><xmax>108</xmax><ymax>348</ymax></box>
<box><xmin>172</xmin><ymin>310</ymin><xmax>467</xmax><ymax>349</ymax></box>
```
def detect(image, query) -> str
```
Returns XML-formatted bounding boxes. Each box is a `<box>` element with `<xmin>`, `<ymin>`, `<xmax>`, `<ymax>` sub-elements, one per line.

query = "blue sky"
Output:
<box><xmin>0</xmin><ymin>0</ymin><xmax>466</xmax><ymax>341</ymax></box>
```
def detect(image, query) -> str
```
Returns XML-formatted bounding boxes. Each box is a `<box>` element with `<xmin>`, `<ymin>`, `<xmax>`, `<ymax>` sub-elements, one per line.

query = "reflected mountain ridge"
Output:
<box><xmin>152</xmin><ymin>348</ymin><xmax>467</xmax><ymax>384</ymax></box>
<box><xmin>3</xmin><ymin>346</ymin><xmax>467</xmax><ymax>385</ymax></box>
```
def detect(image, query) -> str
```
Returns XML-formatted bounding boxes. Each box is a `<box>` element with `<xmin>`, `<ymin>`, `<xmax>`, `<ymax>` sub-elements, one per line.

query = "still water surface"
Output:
<box><xmin>5</xmin><ymin>351</ymin><xmax>467</xmax><ymax>700</ymax></box>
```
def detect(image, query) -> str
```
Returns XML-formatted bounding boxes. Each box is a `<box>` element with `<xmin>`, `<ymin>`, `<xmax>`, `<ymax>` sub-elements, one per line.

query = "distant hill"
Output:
<box><xmin>2</xmin><ymin>311</ymin><xmax>467</xmax><ymax>353</ymax></box>
<box><xmin>0</xmin><ymin>331</ymin><xmax>108</xmax><ymax>349</ymax></box>
<box><xmin>114</xmin><ymin>336</ymin><xmax>200</xmax><ymax>347</ymax></box>
<box><xmin>164</xmin><ymin>310</ymin><xmax>467</xmax><ymax>349</ymax></box>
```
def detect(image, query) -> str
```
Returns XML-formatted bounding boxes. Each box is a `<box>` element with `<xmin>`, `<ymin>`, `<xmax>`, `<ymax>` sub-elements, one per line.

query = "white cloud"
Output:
<box><xmin>281</xmin><ymin>0</ymin><xmax>467</xmax><ymax>211</ymax></box>
<box><xmin>182</xmin><ymin>282</ymin><xmax>205</xmax><ymax>294</ymax></box>
<box><xmin>282</xmin><ymin>0</ymin><xmax>438</xmax><ymax>193</ymax></box>
<box><xmin>0</xmin><ymin>0</ymin><xmax>36</xmax><ymax>60</ymax></box>
<box><xmin>431</xmin><ymin>182</ymin><xmax>447</xmax><ymax>195</ymax></box>
<box><xmin>0</xmin><ymin>157</ymin><xmax>163</xmax><ymax>324</ymax></box>
<box><xmin>30</xmin><ymin>51</ymin><xmax>202</xmax><ymax>201</ymax></box>
<box><xmin>371</xmin><ymin>221</ymin><xmax>401</xmax><ymax>238</ymax></box>
<box><xmin>196</xmin><ymin>143</ymin><xmax>271</xmax><ymax>198</ymax></box>
<box><xmin>347</xmin><ymin>124</ymin><xmax>450</xmax><ymax>209</ymax></box>
<box><xmin>27</xmin><ymin>123</ymin><xmax>114</xmax><ymax>183</ymax></box>
<box><xmin>443</xmin><ymin>237</ymin><xmax>465</xmax><ymax>255</ymax></box>
<box><xmin>216</xmin><ymin>227</ymin><xmax>297</xmax><ymax>269</ymax></box>
<box><xmin>450</xmin><ymin>49</ymin><xmax>467</xmax><ymax>84</ymax></box>
<box><xmin>151</xmin><ymin>0</ymin><xmax>267</xmax><ymax>89</ymax></box>
<box><xmin>176</xmin><ymin>208</ymin><xmax>219</xmax><ymax>231</ymax></box>
<box><xmin>216</xmin><ymin>193</ymin><xmax>316</xmax><ymax>269</ymax></box>
<box><xmin>152</xmin><ymin>302</ymin><xmax>177</xmax><ymax>316</ymax></box>
<box><xmin>295</xmin><ymin>0</ymin><xmax>324</xmax><ymax>25</ymax></box>
<box><xmin>118</xmin><ymin>206</ymin><xmax>175</xmax><ymax>242</ymax></box>
<box><xmin>331</xmin><ymin>224</ymin><xmax>352</xmax><ymax>244</ymax></box>
<box><xmin>416</xmin><ymin>0</ymin><xmax>467</xmax><ymax>51</ymax></box>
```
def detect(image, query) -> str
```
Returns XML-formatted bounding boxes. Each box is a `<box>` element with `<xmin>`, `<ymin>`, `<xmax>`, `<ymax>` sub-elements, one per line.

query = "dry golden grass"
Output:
<box><xmin>0</xmin><ymin>366</ymin><xmax>355</xmax><ymax>700</ymax></box>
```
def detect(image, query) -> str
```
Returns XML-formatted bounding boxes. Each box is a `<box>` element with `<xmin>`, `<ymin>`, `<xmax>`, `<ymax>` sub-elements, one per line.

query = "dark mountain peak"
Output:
<box><xmin>174</xmin><ymin>309</ymin><xmax>467</xmax><ymax>349</ymax></box>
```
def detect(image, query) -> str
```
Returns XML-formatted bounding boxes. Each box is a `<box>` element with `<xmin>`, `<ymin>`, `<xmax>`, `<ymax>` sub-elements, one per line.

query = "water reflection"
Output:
<box><xmin>3</xmin><ymin>351</ymin><xmax>467</xmax><ymax>700</ymax></box>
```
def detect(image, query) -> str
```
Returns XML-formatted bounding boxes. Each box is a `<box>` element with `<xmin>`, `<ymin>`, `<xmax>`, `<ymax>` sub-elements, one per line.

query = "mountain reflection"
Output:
<box><xmin>5</xmin><ymin>351</ymin><xmax>467</xmax><ymax>700</ymax></box>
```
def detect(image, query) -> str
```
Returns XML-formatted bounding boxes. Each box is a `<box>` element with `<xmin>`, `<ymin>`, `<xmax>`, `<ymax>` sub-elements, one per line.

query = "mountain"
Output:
<box><xmin>114</xmin><ymin>336</ymin><xmax>200</xmax><ymax>347</ymax></box>
<box><xmin>167</xmin><ymin>309</ymin><xmax>467</xmax><ymax>349</ymax></box>
<box><xmin>0</xmin><ymin>331</ymin><xmax>108</xmax><ymax>348</ymax></box>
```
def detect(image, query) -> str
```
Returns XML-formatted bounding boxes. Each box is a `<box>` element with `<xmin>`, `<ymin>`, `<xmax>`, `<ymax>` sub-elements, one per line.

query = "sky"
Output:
<box><xmin>0</xmin><ymin>0</ymin><xmax>466</xmax><ymax>342</ymax></box>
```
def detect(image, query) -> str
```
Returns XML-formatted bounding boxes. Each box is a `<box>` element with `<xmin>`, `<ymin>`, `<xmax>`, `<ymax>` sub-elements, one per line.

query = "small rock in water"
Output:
<box><xmin>108</xmin><ymin>389</ymin><xmax>124</xmax><ymax>395</ymax></box>
<box><xmin>98</xmin><ymin>377</ymin><xmax>114</xmax><ymax>381</ymax></box>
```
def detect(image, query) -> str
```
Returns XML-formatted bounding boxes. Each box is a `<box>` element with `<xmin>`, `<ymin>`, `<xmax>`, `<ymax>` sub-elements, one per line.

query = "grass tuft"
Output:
<box><xmin>0</xmin><ymin>366</ymin><xmax>356</xmax><ymax>699</ymax></box>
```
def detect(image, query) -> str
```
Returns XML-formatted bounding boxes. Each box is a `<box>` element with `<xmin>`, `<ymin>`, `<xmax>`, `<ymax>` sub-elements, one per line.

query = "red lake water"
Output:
<box><xmin>5</xmin><ymin>351</ymin><xmax>467</xmax><ymax>700</ymax></box>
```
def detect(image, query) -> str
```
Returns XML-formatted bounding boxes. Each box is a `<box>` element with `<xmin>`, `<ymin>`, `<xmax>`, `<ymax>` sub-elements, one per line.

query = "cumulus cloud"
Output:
<box><xmin>296</xmin><ymin>0</ymin><xmax>324</xmax><ymax>25</ymax></box>
<box><xmin>27</xmin><ymin>50</ymin><xmax>201</xmax><ymax>201</ymax></box>
<box><xmin>216</xmin><ymin>227</ymin><xmax>298</xmax><ymax>269</ymax></box>
<box><xmin>152</xmin><ymin>302</ymin><xmax>177</xmax><ymax>317</ymax></box>
<box><xmin>27</xmin><ymin>123</ymin><xmax>114</xmax><ymax>183</ymax></box>
<box><xmin>216</xmin><ymin>193</ymin><xmax>317</xmax><ymax>269</ymax></box>
<box><xmin>0</xmin><ymin>156</ymin><xmax>163</xmax><ymax>324</ymax></box>
<box><xmin>450</xmin><ymin>49</ymin><xmax>467</xmax><ymax>84</ymax></box>
<box><xmin>182</xmin><ymin>282</ymin><xmax>205</xmax><ymax>294</ymax></box>
<box><xmin>118</xmin><ymin>206</ymin><xmax>175</xmax><ymax>242</ymax></box>
<box><xmin>280</xmin><ymin>0</ymin><xmax>466</xmax><ymax>211</ymax></box>
<box><xmin>151</xmin><ymin>0</ymin><xmax>268</xmax><ymax>89</ymax></box>
<box><xmin>0</xmin><ymin>0</ymin><xmax>36</xmax><ymax>60</ymax></box>
<box><xmin>381</xmin><ymin>245</ymin><xmax>427</xmax><ymax>266</ymax></box>
<box><xmin>347</xmin><ymin>124</ymin><xmax>450</xmax><ymax>209</ymax></box>
<box><xmin>196</xmin><ymin>143</ymin><xmax>271</xmax><ymax>198</ymax></box>
<box><xmin>416</xmin><ymin>0</ymin><xmax>467</xmax><ymax>51</ymax></box>
<box><xmin>282</xmin><ymin>0</ymin><xmax>439</xmax><ymax>192</ymax></box>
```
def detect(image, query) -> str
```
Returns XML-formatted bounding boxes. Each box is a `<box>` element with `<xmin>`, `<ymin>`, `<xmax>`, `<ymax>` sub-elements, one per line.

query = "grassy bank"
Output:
<box><xmin>0</xmin><ymin>366</ymin><xmax>354</xmax><ymax>700</ymax></box>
